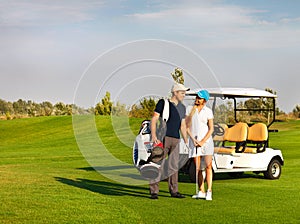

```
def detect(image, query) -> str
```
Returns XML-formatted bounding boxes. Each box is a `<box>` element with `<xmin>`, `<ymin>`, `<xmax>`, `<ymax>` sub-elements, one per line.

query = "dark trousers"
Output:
<box><xmin>149</xmin><ymin>136</ymin><xmax>180</xmax><ymax>195</ymax></box>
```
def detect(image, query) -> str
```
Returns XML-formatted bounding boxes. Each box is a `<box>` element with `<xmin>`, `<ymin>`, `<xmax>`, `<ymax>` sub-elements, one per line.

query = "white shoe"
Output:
<box><xmin>192</xmin><ymin>191</ymin><xmax>206</xmax><ymax>199</ymax></box>
<box><xmin>206</xmin><ymin>190</ymin><xmax>212</xmax><ymax>200</ymax></box>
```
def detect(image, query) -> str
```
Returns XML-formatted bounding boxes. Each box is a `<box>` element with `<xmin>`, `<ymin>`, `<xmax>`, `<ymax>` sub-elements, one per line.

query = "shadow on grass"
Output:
<box><xmin>55</xmin><ymin>177</ymin><xmax>170</xmax><ymax>198</ymax></box>
<box><xmin>78</xmin><ymin>166</ymin><xmax>264</xmax><ymax>185</ymax></box>
<box><xmin>179</xmin><ymin>171</ymin><xmax>265</xmax><ymax>183</ymax></box>
<box><xmin>214</xmin><ymin>172</ymin><xmax>265</xmax><ymax>180</ymax></box>
<box><xmin>78</xmin><ymin>165</ymin><xmax>133</xmax><ymax>172</ymax></box>
<box><xmin>78</xmin><ymin>166</ymin><xmax>155</xmax><ymax>181</ymax></box>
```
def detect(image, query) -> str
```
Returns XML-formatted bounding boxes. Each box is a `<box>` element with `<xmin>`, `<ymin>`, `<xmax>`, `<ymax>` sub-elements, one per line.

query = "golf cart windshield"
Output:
<box><xmin>186</xmin><ymin>88</ymin><xmax>278</xmax><ymax>129</ymax></box>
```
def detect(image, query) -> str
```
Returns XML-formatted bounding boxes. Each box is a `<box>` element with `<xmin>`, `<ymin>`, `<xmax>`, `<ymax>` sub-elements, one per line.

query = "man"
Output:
<box><xmin>149</xmin><ymin>83</ymin><xmax>189</xmax><ymax>199</ymax></box>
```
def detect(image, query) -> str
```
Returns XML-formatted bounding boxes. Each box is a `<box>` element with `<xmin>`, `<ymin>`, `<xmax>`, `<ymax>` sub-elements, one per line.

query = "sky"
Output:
<box><xmin>0</xmin><ymin>0</ymin><xmax>300</xmax><ymax>112</ymax></box>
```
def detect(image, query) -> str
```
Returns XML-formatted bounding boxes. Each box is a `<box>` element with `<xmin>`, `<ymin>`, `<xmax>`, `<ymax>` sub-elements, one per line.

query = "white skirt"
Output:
<box><xmin>189</xmin><ymin>137</ymin><xmax>214</xmax><ymax>158</ymax></box>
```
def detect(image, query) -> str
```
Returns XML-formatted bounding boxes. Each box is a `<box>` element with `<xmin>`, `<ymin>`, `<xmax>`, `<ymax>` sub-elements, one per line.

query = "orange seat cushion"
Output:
<box><xmin>247</xmin><ymin>123</ymin><xmax>268</xmax><ymax>141</ymax></box>
<box><xmin>243</xmin><ymin>147</ymin><xmax>257</xmax><ymax>154</ymax></box>
<box><xmin>224</xmin><ymin>122</ymin><xmax>248</xmax><ymax>142</ymax></box>
<box><xmin>214</xmin><ymin>147</ymin><xmax>236</xmax><ymax>154</ymax></box>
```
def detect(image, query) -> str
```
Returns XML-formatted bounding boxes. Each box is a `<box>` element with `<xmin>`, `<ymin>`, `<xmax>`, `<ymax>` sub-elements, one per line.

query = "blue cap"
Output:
<box><xmin>197</xmin><ymin>90</ymin><xmax>210</xmax><ymax>101</ymax></box>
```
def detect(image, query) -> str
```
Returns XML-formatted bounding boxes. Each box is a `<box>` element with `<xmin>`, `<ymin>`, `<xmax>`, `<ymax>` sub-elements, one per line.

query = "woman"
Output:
<box><xmin>186</xmin><ymin>90</ymin><xmax>214</xmax><ymax>200</ymax></box>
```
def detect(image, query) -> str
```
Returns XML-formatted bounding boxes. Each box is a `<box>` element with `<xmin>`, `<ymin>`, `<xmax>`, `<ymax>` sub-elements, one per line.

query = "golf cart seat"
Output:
<box><xmin>244</xmin><ymin>123</ymin><xmax>268</xmax><ymax>153</ymax></box>
<box><xmin>214</xmin><ymin>122</ymin><xmax>248</xmax><ymax>154</ymax></box>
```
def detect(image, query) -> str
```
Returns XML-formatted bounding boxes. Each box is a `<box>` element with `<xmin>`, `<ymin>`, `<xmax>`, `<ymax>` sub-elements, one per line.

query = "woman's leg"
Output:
<box><xmin>194</xmin><ymin>156</ymin><xmax>205</xmax><ymax>192</ymax></box>
<box><xmin>204</xmin><ymin>155</ymin><xmax>213</xmax><ymax>191</ymax></box>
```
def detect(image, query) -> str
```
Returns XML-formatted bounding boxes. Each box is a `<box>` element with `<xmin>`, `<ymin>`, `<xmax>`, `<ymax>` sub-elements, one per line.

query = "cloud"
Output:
<box><xmin>279</xmin><ymin>17</ymin><xmax>300</xmax><ymax>23</ymax></box>
<box><xmin>0</xmin><ymin>1</ymin><xmax>105</xmax><ymax>27</ymax></box>
<box><xmin>127</xmin><ymin>3</ymin><xmax>266</xmax><ymax>26</ymax></box>
<box><xmin>125</xmin><ymin>1</ymin><xmax>300</xmax><ymax>49</ymax></box>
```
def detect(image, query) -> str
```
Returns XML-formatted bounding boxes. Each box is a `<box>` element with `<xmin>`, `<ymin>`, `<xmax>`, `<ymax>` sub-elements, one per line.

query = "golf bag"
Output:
<box><xmin>133</xmin><ymin>120</ymin><xmax>165</xmax><ymax>180</ymax></box>
<box><xmin>132</xmin><ymin>99</ymin><xmax>170</xmax><ymax>180</ymax></box>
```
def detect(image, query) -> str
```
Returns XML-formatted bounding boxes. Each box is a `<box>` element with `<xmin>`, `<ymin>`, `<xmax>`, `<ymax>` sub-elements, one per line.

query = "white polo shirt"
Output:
<box><xmin>186</xmin><ymin>105</ymin><xmax>214</xmax><ymax>143</ymax></box>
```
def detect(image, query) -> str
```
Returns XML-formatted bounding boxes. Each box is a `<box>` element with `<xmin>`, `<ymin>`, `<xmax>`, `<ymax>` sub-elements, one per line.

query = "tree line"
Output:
<box><xmin>89</xmin><ymin>88</ymin><xmax>300</xmax><ymax>122</ymax></box>
<box><xmin>1</xmin><ymin>89</ymin><xmax>299</xmax><ymax>121</ymax></box>
<box><xmin>1</xmin><ymin>67</ymin><xmax>299</xmax><ymax>121</ymax></box>
<box><xmin>94</xmin><ymin>91</ymin><xmax>156</xmax><ymax>119</ymax></box>
<box><xmin>0</xmin><ymin>99</ymin><xmax>90</xmax><ymax>120</ymax></box>
<box><xmin>0</xmin><ymin>91</ymin><xmax>156</xmax><ymax>120</ymax></box>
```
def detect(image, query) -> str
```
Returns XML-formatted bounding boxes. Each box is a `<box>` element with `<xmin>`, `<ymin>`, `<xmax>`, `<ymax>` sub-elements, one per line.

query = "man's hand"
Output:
<box><xmin>180</xmin><ymin>118</ymin><xmax>188</xmax><ymax>145</ymax></box>
<box><xmin>151</xmin><ymin>113</ymin><xmax>160</xmax><ymax>144</ymax></box>
<box><xmin>184</xmin><ymin>139</ymin><xmax>188</xmax><ymax>145</ymax></box>
<box><xmin>152</xmin><ymin>135</ymin><xmax>161</xmax><ymax>144</ymax></box>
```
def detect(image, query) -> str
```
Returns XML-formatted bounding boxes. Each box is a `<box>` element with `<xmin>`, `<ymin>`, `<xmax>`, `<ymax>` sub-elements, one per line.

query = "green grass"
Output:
<box><xmin>0</xmin><ymin>116</ymin><xmax>299</xmax><ymax>223</ymax></box>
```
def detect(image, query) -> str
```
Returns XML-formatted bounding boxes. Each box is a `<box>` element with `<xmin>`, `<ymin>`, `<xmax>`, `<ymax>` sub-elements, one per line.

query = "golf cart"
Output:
<box><xmin>183</xmin><ymin>88</ymin><xmax>284</xmax><ymax>181</ymax></box>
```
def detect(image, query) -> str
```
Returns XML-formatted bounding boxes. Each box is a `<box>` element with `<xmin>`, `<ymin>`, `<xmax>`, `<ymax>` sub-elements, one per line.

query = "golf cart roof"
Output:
<box><xmin>187</xmin><ymin>87</ymin><xmax>277</xmax><ymax>98</ymax></box>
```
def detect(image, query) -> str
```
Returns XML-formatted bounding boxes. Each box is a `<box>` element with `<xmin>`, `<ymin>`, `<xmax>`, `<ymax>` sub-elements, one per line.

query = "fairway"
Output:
<box><xmin>0</xmin><ymin>116</ymin><xmax>299</xmax><ymax>224</ymax></box>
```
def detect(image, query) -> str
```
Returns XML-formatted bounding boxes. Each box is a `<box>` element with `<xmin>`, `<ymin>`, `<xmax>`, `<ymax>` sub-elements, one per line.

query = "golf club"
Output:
<box><xmin>192</xmin><ymin>136</ymin><xmax>199</xmax><ymax>199</ymax></box>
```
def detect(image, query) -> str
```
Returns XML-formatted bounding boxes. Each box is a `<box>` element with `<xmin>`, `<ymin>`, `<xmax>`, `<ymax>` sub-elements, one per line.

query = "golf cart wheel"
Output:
<box><xmin>264</xmin><ymin>159</ymin><xmax>281</xmax><ymax>180</ymax></box>
<box><xmin>189</xmin><ymin>161</ymin><xmax>196</xmax><ymax>183</ymax></box>
<box><xmin>228</xmin><ymin>172</ymin><xmax>244</xmax><ymax>178</ymax></box>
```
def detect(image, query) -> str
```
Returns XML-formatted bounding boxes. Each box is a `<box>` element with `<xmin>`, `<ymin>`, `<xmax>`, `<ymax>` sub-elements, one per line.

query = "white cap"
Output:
<box><xmin>171</xmin><ymin>83</ymin><xmax>190</xmax><ymax>92</ymax></box>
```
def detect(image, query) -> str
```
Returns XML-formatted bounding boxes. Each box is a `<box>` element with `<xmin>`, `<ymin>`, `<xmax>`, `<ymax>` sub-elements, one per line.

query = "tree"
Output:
<box><xmin>40</xmin><ymin>101</ymin><xmax>53</xmax><ymax>116</ymax></box>
<box><xmin>129</xmin><ymin>97</ymin><xmax>157</xmax><ymax>119</ymax></box>
<box><xmin>5</xmin><ymin>112</ymin><xmax>11</xmax><ymax>120</ymax></box>
<box><xmin>54</xmin><ymin>102</ymin><xmax>67</xmax><ymax>115</ymax></box>
<box><xmin>128</xmin><ymin>104</ymin><xmax>139</xmax><ymax>118</ymax></box>
<box><xmin>244</xmin><ymin>98</ymin><xmax>262</xmax><ymax>115</ymax></box>
<box><xmin>112</xmin><ymin>102</ymin><xmax>128</xmax><ymax>116</ymax></box>
<box><xmin>71</xmin><ymin>104</ymin><xmax>88</xmax><ymax>115</ymax></box>
<box><xmin>0</xmin><ymin>98</ymin><xmax>89</xmax><ymax>118</ymax></box>
<box><xmin>214</xmin><ymin>101</ymin><xmax>235</xmax><ymax>124</ymax></box>
<box><xmin>65</xmin><ymin>104</ymin><xmax>73</xmax><ymax>115</ymax></box>
<box><xmin>95</xmin><ymin>92</ymin><xmax>113</xmax><ymax>115</ymax></box>
<box><xmin>88</xmin><ymin>107</ymin><xmax>95</xmax><ymax>115</ymax></box>
<box><xmin>13</xmin><ymin>99</ymin><xmax>27</xmax><ymax>114</ymax></box>
<box><xmin>7</xmin><ymin>102</ymin><xmax>14</xmax><ymax>114</ymax></box>
<box><xmin>243</xmin><ymin>88</ymin><xmax>282</xmax><ymax>122</ymax></box>
<box><xmin>293</xmin><ymin>105</ymin><xmax>300</xmax><ymax>118</ymax></box>
<box><xmin>26</xmin><ymin>100</ymin><xmax>34</xmax><ymax>117</ymax></box>
<box><xmin>0</xmin><ymin>99</ymin><xmax>13</xmax><ymax>115</ymax></box>
<box><xmin>171</xmin><ymin>67</ymin><xmax>184</xmax><ymax>84</ymax></box>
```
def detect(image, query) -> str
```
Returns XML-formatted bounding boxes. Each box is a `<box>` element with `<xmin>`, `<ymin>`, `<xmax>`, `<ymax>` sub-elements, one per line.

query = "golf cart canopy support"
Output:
<box><xmin>186</xmin><ymin>88</ymin><xmax>277</xmax><ymax>128</ymax></box>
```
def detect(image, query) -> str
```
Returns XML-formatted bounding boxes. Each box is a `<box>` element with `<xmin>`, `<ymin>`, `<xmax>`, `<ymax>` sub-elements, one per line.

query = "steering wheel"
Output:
<box><xmin>213</xmin><ymin>123</ymin><xmax>225</xmax><ymax>137</ymax></box>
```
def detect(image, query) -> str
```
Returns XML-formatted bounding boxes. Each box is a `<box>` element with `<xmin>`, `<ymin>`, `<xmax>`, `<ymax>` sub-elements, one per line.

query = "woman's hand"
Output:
<box><xmin>194</xmin><ymin>139</ymin><xmax>205</xmax><ymax>147</ymax></box>
<box><xmin>198</xmin><ymin>140</ymin><xmax>205</xmax><ymax>147</ymax></box>
<box><xmin>188</xmin><ymin>106</ymin><xmax>198</xmax><ymax>118</ymax></box>
<box><xmin>193</xmin><ymin>139</ymin><xmax>198</xmax><ymax>147</ymax></box>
